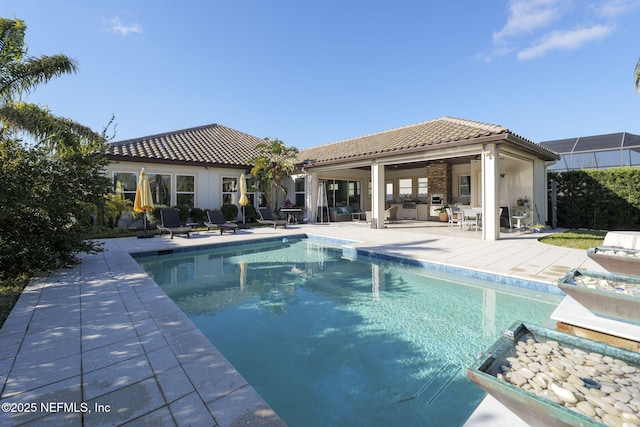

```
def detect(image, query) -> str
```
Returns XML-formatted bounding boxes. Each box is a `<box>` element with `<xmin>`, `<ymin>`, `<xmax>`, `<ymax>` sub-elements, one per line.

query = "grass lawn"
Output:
<box><xmin>0</xmin><ymin>227</ymin><xmax>610</xmax><ymax>328</ymax></box>
<box><xmin>538</xmin><ymin>229</ymin><xmax>607</xmax><ymax>250</ymax></box>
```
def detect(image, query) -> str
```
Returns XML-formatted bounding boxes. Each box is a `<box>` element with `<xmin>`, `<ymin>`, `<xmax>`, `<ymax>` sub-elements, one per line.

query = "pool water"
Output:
<box><xmin>136</xmin><ymin>238</ymin><xmax>562</xmax><ymax>426</ymax></box>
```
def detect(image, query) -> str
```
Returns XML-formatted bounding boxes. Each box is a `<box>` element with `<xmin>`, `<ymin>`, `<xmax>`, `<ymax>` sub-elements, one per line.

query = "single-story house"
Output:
<box><xmin>105</xmin><ymin>123</ymin><xmax>267</xmax><ymax>211</ymax></box>
<box><xmin>104</xmin><ymin>116</ymin><xmax>560</xmax><ymax>240</ymax></box>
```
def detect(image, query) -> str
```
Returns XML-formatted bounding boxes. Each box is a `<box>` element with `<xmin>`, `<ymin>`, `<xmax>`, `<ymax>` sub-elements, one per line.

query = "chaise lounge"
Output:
<box><xmin>204</xmin><ymin>209</ymin><xmax>238</xmax><ymax>235</ymax></box>
<box><xmin>257</xmin><ymin>207</ymin><xmax>288</xmax><ymax>229</ymax></box>
<box><xmin>157</xmin><ymin>209</ymin><xmax>192</xmax><ymax>239</ymax></box>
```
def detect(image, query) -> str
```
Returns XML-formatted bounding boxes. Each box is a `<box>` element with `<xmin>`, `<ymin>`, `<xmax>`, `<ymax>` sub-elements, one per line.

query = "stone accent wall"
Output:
<box><xmin>427</xmin><ymin>163</ymin><xmax>452</xmax><ymax>219</ymax></box>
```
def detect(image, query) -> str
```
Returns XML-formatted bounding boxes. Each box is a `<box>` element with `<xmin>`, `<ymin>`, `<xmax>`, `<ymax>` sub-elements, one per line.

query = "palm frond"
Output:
<box><xmin>635</xmin><ymin>57</ymin><xmax>640</xmax><ymax>93</ymax></box>
<box><xmin>0</xmin><ymin>102</ymin><xmax>102</xmax><ymax>150</ymax></box>
<box><xmin>0</xmin><ymin>18</ymin><xmax>26</xmax><ymax>68</ymax></box>
<box><xmin>1</xmin><ymin>55</ymin><xmax>77</xmax><ymax>101</ymax></box>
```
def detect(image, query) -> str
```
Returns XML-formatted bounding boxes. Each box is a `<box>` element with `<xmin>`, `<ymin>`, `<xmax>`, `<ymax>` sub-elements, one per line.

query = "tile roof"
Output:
<box><xmin>299</xmin><ymin>116</ymin><xmax>558</xmax><ymax>166</ymax></box>
<box><xmin>105</xmin><ymin>123</ymin><xmax>266</xmax><ymax>167</ymax></box>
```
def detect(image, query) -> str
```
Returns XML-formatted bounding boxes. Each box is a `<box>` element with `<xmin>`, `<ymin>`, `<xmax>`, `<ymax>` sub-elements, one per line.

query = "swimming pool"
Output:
<box><xmin>135</xmin><ymin>236</ymin><xmax>563</xmax><ymax>426</ymax></box>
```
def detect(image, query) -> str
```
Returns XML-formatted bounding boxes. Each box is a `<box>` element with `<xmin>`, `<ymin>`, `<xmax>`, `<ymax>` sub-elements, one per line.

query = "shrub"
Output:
<box><xmin>190</xmin><ymin>207</ymin><xmax>205</xmax><ymax>223</ymax></box>
<box><xmin>550</xmin><ymin>168</ymin><xmax>640</xmax><ymax>230</ymax></box>
<box><xmin>220</xmin><ymin>204</ymin><xmax>239</xmax><ymax>221</ymax></box>
<box><xmin>243</xmin><ymin>205</ymin><xmax>257</xmax><ymax>222</ymax></box>
<box><xmin>172</xmin><ymin>205</ymin><xmax>190</xmax><ymax>224</ymax></box>
<box><xmin>0</xmin><ymin>139</ymin><xmax>110</xmax><ymax>279</ymax></box>
<box><xmin>149</xmin><ymin>205</ymin><xmax>169</xmax><ymax>224</ymax></box>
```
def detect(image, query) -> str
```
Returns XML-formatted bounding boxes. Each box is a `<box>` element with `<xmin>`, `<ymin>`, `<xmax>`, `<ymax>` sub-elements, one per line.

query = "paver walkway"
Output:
<box><xmin>0</xmin><ymin>222</ymin><xmax>599</xmax><ymax>426</ymax></box>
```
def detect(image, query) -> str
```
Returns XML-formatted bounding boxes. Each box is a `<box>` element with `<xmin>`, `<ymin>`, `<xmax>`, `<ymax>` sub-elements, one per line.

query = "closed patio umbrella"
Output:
<box><xmin>134</xmin><ymin>168</ymin><xmax>154</xmax><ymax>238</ymax></box>
<box><xmin>239</xmin><ymin>173</ymin><xmax>249</xmax><ymax>223</ymax></box>
<box><xmin>115</xmin><ymin>180</ymin><xmax>124</xmax><ymax>201</ymax></box>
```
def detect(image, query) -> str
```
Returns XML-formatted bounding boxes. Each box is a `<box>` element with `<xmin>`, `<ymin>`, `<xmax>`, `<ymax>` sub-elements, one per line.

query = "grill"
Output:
<box><xmin>402</xmin><ymin>201</ymin><xmax>416</xmax><ymax>209</ymax></box>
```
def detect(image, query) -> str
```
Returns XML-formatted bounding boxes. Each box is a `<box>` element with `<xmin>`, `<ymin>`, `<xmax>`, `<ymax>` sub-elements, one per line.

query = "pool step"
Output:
<box><xmin>414</xmin><ymin>364</ymin><xmax>461</xmax><ymax>405</ymax></box>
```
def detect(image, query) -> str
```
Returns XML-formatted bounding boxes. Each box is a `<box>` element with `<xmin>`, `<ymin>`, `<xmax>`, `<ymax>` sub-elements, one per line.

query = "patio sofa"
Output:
<box><xmin>329</xmin><ymin>206</ymin><xmax>356</xmax><ymax>222</ymax></box>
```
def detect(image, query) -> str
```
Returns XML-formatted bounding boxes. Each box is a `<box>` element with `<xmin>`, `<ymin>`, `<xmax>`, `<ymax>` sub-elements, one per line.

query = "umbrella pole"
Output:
<box><xmin>137</xmin><ymin>210</ymin><xmax>154</xmax><ymax>238</ymax></box>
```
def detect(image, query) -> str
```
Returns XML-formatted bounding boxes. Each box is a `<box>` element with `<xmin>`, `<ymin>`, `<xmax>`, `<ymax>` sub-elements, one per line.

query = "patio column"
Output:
<box><xmin>481</xmin><ymin>143</ymin><xmax>500</xmax><ymax>240</ymax></box>
<box><xmin>371</xmin><ymin>160</ymin><xmax>385</xmax><ymax>229</ymax></box>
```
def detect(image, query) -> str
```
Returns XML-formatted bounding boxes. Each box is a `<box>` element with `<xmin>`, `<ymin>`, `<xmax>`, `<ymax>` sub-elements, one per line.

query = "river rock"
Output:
<box><xmin>610</xmin><ymin>391</ymin><xmax>631</xmax><ymax>404</ymax></box>
<box><xmin>508</xmin><ymin>372</ymin><xmax>527</xmax><ymax>386</ymax></box>
<box><xmin>601</xmin><ymin>413</ymin><xmax>623</xmax><ymax>427</ymax></box>
<box><xmin>551</xmin><ymin>383</ymin><xmax>578</xmax><ymax>404</ymax></box>
<box><xmin>518</xmin><ymin>367</ymin><xmax>536</xmax><ymax>379</ymax></box>
<box><xmin>576</xmin><ymin>401</ymin><xmax>596</xmax><ymax>417</ymax></box>
<box><xmin>621</xmin><ymin>411</ymin><xmax>640</xmax><ymax>423</ymax></box>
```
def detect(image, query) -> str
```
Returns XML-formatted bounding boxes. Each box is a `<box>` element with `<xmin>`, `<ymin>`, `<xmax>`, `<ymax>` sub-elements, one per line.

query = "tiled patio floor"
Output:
<box><xmin>0</xmin><ymin>221</ymin><xmax>600</xmax><ymax>426</ymax></box>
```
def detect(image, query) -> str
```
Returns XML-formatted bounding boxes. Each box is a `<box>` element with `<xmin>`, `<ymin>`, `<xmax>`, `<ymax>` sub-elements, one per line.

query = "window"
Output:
<box><xmin>294</xmin><ymin>177</ymin><xmax>305</xmax><ymax>207</ymax></box>
<box><xmin>149</xmin><ymin>173</ymin><xmax>171</xmax><ymax>206</ymax></box>
<box><xmin>246</xmin><ymin>177</ymin><xmax>266</xmax><ymax>207</ymax></box>
<box><xmin>176</xmin><ymin>175</ymin><xmax>195</xmax><ymax>208</ymax></box>
<box><xmin>418</xmin><ymin>177</ymin><xmax>428</xmax><ymax>198</ymax></box>
<box><xmin>459</xmin><ymin>175</ymin><xmax>471</xmax><ymax>204</ymax></box>
<box><xmin>113</xmin><ymin>172</ymin><xmax>137</xmax><ymax>202</ymax></box>
<box><xmin>398</xmin><ymin>178</ymin><xmax>412</xmax><ymax>198</ymax></box>
<box><xmin>222</xmin><ymin>177</ymin><xmax>238</xmax><ymax>205</ymax></box>
<box><xmin>386</xmin><ymin>182</ymin><xmax>394</xmax><ymax>201</ymax></box>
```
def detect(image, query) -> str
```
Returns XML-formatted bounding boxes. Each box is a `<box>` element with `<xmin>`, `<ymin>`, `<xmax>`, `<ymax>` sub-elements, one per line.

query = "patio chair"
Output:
<box><xmin>257</xmin><ymin>207</ymin><xmax>288</xmax><ymax>229</ymax></box>
<box><xmin>384</xmin><ymin>205</ymin><xmax>397</xmax><ymax>223</ymax></box>
<box><xmin>460</xmin><ymin>208</ymin><xmax>479</xmax><ymax>232</ymax></box>
<box><xmin>446</xmin><ymin>207</ymin><xmax>461</xmax><ymax>229</ymax></box>
<box><xmin>158</xmin><ymin>209</ymin><xmax>192</xmax><ymax>239</ymax></box>
<box><xmin>205</xmin><ymin>209</ymin><xmax>238</xmax><ymax>235</ymax></box>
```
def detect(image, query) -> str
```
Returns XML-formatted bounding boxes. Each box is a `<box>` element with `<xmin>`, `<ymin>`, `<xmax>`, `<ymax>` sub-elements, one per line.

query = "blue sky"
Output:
<box><xmin>3</xmin><ymin>0</ymin><xmax>640</xmax><ymax>148</ymax></box>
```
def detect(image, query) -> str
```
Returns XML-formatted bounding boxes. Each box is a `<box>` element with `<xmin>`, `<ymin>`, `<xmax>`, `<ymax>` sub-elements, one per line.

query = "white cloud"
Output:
<box><xmin>591</xmin><ymin>0</ymin><xmax>640</xmax><ymax>19</ymax></box>
<box><xmin>478</xmin><ymin>0</ymin><xmax>626</xmax><ymax>62</ymax></box>
<box><xmin>106</xmin><ymin>16</ymin><xmax>143</xmax><ymax>36</ymax></box>
<box><xmin>517</xmin><ymin>24</ymin><xmax>614</xmax><ymax>60</ymax></box>
<box><xmin>493</xmin><ymin>0</ymin><xmax>566</xmax><ymax>42</ymax></box>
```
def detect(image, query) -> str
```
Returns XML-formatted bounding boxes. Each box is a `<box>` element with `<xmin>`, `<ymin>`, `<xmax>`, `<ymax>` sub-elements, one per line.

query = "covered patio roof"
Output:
<box><xmin>296</xmin><ymin>116</ymin><xmax>559</xmax><ymax>240</ymax></box>
<box><xmin>298</xmin><ymin>116</ymin><xmax>559</xmax><ymax>167</ymax></box>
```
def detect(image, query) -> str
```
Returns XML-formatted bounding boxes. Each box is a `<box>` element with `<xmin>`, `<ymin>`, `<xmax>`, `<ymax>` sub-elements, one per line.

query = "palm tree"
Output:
<box><xmin>0</xmin><ymin>18</ymin><xmax>101</xmax><ymax>149</ymax></box>
<box><xmin>251</xmin><ymin>138</ymin><xmax>299</xmax><ymax>213</ymax></box>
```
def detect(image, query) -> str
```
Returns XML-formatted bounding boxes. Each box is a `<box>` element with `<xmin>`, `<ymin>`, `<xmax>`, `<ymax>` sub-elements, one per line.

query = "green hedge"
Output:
<box><xmin>549</xmin><ymin>168</ymin><xmax>640</xmax><ymax>230</ymax></box>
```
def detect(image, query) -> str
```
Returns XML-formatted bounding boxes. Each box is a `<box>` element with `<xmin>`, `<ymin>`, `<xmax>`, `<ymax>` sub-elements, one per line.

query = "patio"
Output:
<box><xmin>0</xmin><ymin>222</ymin><xmax>601</xmax><ymax>426</ymax></box>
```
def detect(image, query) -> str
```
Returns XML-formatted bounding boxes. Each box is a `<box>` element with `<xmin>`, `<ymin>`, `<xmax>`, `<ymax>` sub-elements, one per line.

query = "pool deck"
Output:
<box><xmin>0</xmin><ymin>221</ymin><xmax>604</xmax><ymax>426</ymax></box>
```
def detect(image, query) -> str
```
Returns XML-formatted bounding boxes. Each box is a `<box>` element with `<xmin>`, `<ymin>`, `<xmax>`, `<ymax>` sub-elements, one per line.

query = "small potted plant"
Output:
<box><xmin>436</xmin><ymin>206</ymin><xmax>449</xmax><ymax>222</ymax></box>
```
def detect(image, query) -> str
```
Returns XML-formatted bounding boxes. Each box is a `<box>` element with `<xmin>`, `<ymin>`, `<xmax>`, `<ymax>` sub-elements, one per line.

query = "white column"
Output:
<box><xmin>371</xmin><ymin>160</ymin><xmax>385</xmax><ymax>229</ymax></box>
<box><xmin>532</xmin><ymin>159</ymin><xmax>546</xmax><ymax>226</ymax></box>
<box><xmin>482</xmin><ymin>143</ymin><xmax>500</xmax><ymax>240</ymax></box>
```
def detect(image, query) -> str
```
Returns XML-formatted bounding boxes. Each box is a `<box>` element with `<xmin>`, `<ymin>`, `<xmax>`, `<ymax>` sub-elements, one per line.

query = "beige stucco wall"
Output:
<box><xmin>105</xmin><ymin>161</ymin><xmax>249</xmax><ymax>211</ymax></box>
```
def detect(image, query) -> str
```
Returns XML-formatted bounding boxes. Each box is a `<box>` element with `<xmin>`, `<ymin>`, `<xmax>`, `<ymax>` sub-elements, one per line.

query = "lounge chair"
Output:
<box><xmin>257</xmin><ymin>207</ymin><xmax>288</xmax><ymax>229</ymax></box>
<box><xmin>205</xmin><ymin>209</ymin><xmax>238</xmax><ymax>235</ymax></box>
<box><xmin>157</xmin><ymin>209</ymin><xmax>192</xmax><ymax>239</ymax></box>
